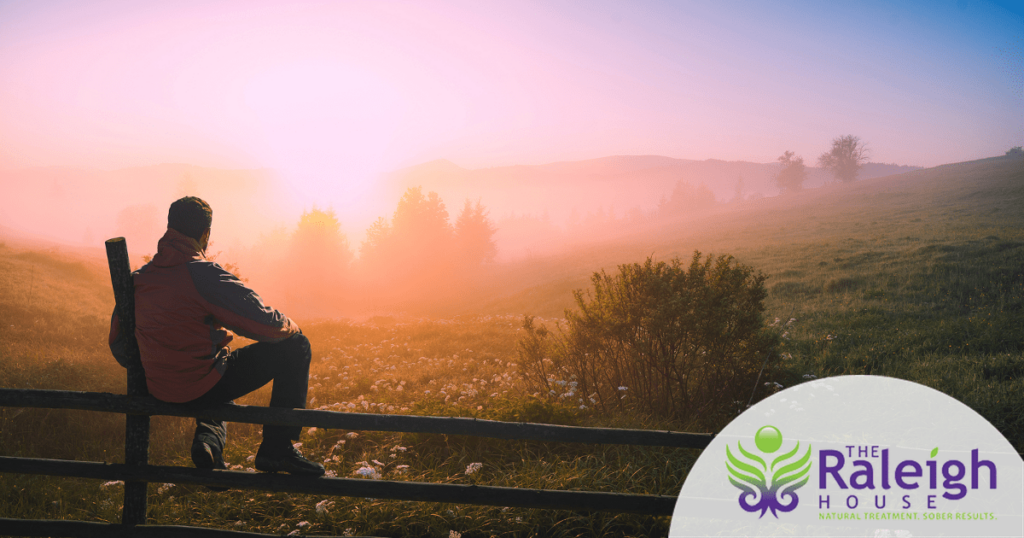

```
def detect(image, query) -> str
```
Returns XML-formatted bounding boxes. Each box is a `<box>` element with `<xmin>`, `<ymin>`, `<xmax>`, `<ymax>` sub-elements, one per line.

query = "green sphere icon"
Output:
<box><xmin>755</xmin><ymin>425</ymin><xmax>783</xmax><ymax>453</ymax></box>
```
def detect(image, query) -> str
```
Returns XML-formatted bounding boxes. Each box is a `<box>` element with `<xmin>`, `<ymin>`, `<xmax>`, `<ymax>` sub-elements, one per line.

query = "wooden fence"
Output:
<box><xmin>0</xmin><ymin>238</ymin><xmax>713</xmax><ymax>537</ymax></box>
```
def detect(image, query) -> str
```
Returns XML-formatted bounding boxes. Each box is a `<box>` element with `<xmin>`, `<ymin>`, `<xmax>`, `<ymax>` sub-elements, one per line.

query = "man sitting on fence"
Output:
<box><xmin>109</xmin><ymin>196</ymin><xmax>325</xmax><ymax>478</ymax></box>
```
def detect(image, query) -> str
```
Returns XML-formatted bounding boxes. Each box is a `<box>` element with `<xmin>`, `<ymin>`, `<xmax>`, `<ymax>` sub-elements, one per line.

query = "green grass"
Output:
<box><xmin>0</xmin><ymin>154</ymin><xmax>1022</xmax><ymax>536</ymax></box>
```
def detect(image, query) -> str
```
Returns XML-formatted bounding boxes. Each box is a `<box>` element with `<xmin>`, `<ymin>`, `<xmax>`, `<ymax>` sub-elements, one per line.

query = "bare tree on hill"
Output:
<box><xmin>818</xmin><ymin>135</ymin><xmax>869</xmax><ymax>183</ymax></box>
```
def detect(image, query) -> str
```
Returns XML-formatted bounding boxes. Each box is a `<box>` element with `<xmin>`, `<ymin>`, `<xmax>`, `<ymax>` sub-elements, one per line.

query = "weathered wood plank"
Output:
<box><xmin>0</xmin><ymin>456</ymin><xmax>679</xmax><ymax>515</ymax></box>
<box><xmin>0</xmin><ymin>518</ymin><xmax>379</xmax><ymax>537</ymax></box>
<box><xmin>105</xmin><ymin>237</ymin><xmax>150</xmax><ymax>526</ymax></box>
<box><xmin>103</xmin><ymin>238</ymin><xmax>146</xmax><ymax>397</ymax></box>
<box><xmin>0</xmin><ymin>389</ymin><xmax>713</xmax><ymax>449</ymax></box>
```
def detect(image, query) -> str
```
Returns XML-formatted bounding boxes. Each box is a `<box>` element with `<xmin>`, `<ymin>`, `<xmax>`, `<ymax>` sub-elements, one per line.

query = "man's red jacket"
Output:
<box><xmin>109</xmin><ymin>228</ymin><xmax>299</xmax><ymax>402</ymax></box>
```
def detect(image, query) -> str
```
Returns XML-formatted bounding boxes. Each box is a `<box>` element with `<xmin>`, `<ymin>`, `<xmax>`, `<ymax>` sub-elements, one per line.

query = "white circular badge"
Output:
<box><xmin>671</xmin><ymin>375</ymin><xmax>1023</xmax><ymax>537</ymax></box>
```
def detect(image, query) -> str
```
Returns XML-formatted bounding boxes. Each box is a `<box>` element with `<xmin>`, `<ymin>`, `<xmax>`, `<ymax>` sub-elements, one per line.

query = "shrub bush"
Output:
<box><xmin>519</xmin><ymin>252</ymin><xmax>780</xmax><ymax>428</ymax></box>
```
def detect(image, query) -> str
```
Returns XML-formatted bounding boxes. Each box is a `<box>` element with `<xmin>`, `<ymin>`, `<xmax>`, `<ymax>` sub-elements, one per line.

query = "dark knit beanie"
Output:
<box><xmin>167</xmin><ymin>196</ymin><xmax>213</xmax><ymax>240</ymax></box>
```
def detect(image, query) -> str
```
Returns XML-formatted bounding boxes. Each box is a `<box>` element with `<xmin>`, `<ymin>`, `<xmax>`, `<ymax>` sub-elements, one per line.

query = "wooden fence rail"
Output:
<box><xmin>0</xmin><ymin>237</ymin><xmax>712</xmax><ymax>536</ymax></box>
<box><xmin>0</xmin><ymin>388</ymin><xmax>713</xmax><ymax>449</ymax></box>
<box><xmin>0</xmin><ymin>455</ymin><xmax>679</xmax><ymax>515</ymax></box>
<box><xmin>0</xmin><ymin>388</ymin><xmax>709</xmax><ymax>536</ymax></box>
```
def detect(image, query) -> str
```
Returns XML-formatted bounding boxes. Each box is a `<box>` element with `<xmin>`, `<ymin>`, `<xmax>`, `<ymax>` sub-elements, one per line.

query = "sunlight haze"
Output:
<box><xmin>1</xmin><ymin>0</ymin><xmax>1021</xmax><ymax>245</ymax></box>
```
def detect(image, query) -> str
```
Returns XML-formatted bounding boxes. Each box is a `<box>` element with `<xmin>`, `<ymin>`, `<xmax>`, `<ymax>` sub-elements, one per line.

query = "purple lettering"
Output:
<box><xmin>971</xmin><ymin>449</ymin><xmax>996</xmax><ymax>489</ymax></box>
<box><xmin>881</xmin><ymin>449</ymin><xmax>890</xmax><ymax>489</ymax></box>
<box><xmin>820</xmin><ymin>450</ymin><xmax>848</xmax><ymax>489</ymax></box>
<box><xmin>943</xmin><ymin>460</ymin><xmax>967</xmax><ymax>500</ymax></box>
<box><xmin>850</xmin><ymin>460</ymin><xmax>875</xmax><ymax>489</ymax></box>
<box><xmin>895</xmin><ymin>460</ymin><xmax>921</xmax><ymax>489</ymax></box>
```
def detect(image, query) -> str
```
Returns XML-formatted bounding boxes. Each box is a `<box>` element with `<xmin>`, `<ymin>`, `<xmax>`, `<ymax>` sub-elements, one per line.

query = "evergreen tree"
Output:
<box><xmin>391</xmin><ymin>186</ymin><xmax>453</xmax><ymax>254</ymax></box>
<box><xmin>359</xmin><ymin>186</ymin><xmax>455</xmax><ymax>278</ymax></box>
<box><xmin>455</xmin><ymin>199</ymin><xmax>497</xmax><ymax>265</ymax></box>
<box><xmin>287</xmin><ymin>206</ymin><xmax>353</xmax><ymax>309</ymax></box>
<box><xmin>290</xmin><ymin>207</ymin><xmax>352</xmax><ymax>272</ymax></box>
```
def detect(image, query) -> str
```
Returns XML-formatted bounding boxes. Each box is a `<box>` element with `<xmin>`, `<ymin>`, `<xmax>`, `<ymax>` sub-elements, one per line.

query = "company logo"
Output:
<box><xmin>725</xmin><ymin>425</ymin><xmax>812</xmax><ymax>518</ymax></box>
<box><xmin>672</xmin><ymin>377</ymin><xmax>1023</xmax><ymax>536</ymax></box>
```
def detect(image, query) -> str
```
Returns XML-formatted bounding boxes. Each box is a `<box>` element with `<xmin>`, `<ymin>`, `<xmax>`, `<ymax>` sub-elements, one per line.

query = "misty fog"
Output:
<box><xmin>0</xmin><ymin>153</ymin><xmax>923</xmax><ymax>318</ymax></box>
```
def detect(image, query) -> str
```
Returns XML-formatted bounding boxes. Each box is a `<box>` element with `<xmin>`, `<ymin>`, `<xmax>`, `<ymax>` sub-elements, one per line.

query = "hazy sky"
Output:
<box><xmin>1</xmin><ymin>0</ymin><xmax>1021</xmax><ymax>204</ymax></box>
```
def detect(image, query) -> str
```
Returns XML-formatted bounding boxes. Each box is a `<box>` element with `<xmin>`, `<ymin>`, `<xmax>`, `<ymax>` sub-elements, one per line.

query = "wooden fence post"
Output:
<box><xmin>105</xmin><ymin>237</ymin><xmax>150</xmax><ymax>526</ymax></box>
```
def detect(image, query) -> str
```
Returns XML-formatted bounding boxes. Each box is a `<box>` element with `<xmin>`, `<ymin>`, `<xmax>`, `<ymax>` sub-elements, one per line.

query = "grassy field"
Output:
<box><xmin>0</xmin><ymin>154</ymin><xmax>1022</xmax><ymax>536</ymax></box>
<box><xmin>0</xmin><ymin>306</ymin><xmax>689</xmax><ymax>536</ymax></box>
<box><xmin>467</xmin><ymin>155</ymin><xmax>1024</xmax><ymax>446</ymax></box>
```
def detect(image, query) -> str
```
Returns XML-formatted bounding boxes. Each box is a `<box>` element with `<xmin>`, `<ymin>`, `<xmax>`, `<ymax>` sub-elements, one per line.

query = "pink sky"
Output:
<box><xmin>2</xmin><ymin>1</ymin><xmax>1021</xmax><ymax>209</ymax></box>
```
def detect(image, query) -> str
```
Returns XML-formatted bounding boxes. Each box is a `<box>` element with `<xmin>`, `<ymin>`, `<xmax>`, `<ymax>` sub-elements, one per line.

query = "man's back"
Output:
<box><xmin>123</xmin><ymin>228</ymin><xmax>298</xmax><ymax>402</ymax></box>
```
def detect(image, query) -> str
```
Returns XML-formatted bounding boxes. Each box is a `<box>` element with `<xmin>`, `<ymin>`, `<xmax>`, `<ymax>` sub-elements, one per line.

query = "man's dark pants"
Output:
<box><xmin>187</xmin><ymin>333</ymin><xmax>311</xmax><ymax>453</ymax></box>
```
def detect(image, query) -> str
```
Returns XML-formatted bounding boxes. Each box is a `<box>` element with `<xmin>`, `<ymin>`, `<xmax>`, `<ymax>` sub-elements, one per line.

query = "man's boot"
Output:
<box><xmin>191</xmin><ymin>439</ymin><xmax>229</xmax><ymax>491</ymax></box>
<box><xmin>254</xmin><ymin>442</ymin><xmax>326</xmax><ymax>477</ymax></box>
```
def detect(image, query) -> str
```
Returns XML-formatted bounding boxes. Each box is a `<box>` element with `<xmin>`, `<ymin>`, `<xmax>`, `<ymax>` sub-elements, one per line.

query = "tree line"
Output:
<box><xmin>240</xmin><ymin>187</ymin><xmax>496</xmax><ymax>312</ymax></box>
<box><xmin>360</xmin><ymin>186</ymin><xmax>497</xmax><ymax>279</ymax></box>
<box><xmin>296</xmin><ymin>186</ymin><xmax>495</xmax><ymax>270</ymax></box>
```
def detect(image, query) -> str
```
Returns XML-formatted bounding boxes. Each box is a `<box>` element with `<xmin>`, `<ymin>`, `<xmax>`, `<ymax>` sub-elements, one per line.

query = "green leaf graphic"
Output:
<box><xmin>738</xmin><ymin>441</ymin><xmax>767</xmax><ymax>471</ymax></box>
<box><xmin>930</xmin><ymin>447</ymin><xmax>938</xmax><ymax>458</ymax></box>
<box><xmin>726</xmin><ymin>445</ymin><xmax>765</xmax><ymax>484</ymax></box>
<box><xmin>786</xmin><ymin>473</ymin><xmax>810</xmax><ymax>492</ymax></box>
<box><xmin>771</xmin><ymin>440</ymin><xmax>800</xmax><ymax>471</ymax></box>
<box><xmin>773</xmin><ymin>443</ymin><xmax>812</xmax><ymax>487</ymax></box>
<box><xmin>726</xmin><ymin>459</ymin><xmax>760</xmax><ymax>486</ymax></box>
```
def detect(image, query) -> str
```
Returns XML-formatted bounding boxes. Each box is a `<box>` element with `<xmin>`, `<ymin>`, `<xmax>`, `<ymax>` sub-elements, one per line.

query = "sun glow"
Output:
<box><xmin>243</xmin><ymin>60</ymin><xmax>408</xmax><ymax>206</ymax></box>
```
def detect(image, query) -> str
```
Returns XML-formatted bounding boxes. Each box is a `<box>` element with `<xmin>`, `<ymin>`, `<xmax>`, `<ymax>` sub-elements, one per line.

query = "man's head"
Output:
<box><xmin>168</xmin><ymin>196</ymin><xmax>213</xmax><ymax>249</ymax></box>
